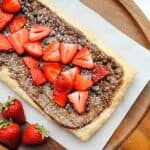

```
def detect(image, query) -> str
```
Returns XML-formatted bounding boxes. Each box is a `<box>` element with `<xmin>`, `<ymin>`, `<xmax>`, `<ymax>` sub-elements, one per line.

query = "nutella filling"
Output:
<box><xmin>0</xmin><ymin>0</ymin><xmax>123</xmax><ymax>129</ymax></box>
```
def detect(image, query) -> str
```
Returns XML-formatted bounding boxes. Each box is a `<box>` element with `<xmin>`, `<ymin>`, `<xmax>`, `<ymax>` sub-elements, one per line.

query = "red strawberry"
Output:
<box><xmin>42</xmin><ymin>63</ymin><xmax>62</xmax><ymax>84</ymax></box>
<box><xmin>68</xmin><ymin>91</ymin><xmax>88</xmax><ymax>113</ymax></box>
<box><xmin>30</xmin><ymin>68</ymin><xmax>47</xmax><ymax>86</ymax></box>
<box><xmin>61</xmin><ymin>67</ymin><xmax>80</xmax><ymax>87</ymax></box>
<box><xmin>92</xmin><ymin>64</ymin><xmax>111</xmax><ymax>83</ymax></box>
<box><xmin>0</xmin><ymin>119</ymin><xmax>21</xmax><ymax>149</ymax></box>
<box><xmin>54</xmin><ymin>77</ymin><xmax>73</xmax><ymax>95</ymax></box>
<box><xmin>60</xmin><ymin>43</ymin><xmax>78</xmax><ymax>64</ymax></box>
<box><xmin>42</xmin><ymin>39</ymin><xmax>60</xmax><ymax>62</ymax></box>
<box><xmin>8</xmin><ymin>28</ymin><xmax>29</xmax><ymax>55</ymax></box>
<box><xmin>23</xmin><ymin>56</ymin><xmax>39</xmax><ymax>69</ymax></box>
<box><xmin>22</xmin><ymin>124</ymin><xmax>48</xmax><ymax>145</ymax></box>
<box><xmin>53</xmin><ymin>93</ymin><xmax>67</xmax><ymax>107</ymax></box>
<box><xmin>0</xmin><ymin>34</ymin><xmax>13</xmax><ymax>52</ymax></box>
<box><xmin>72</xmin><ymin>47</ymin><xmax>94</xmax><ymax>69</ymax></box>
<box><xmin>0</xmin><ymin>11</ymin><xmax>14</xmax><ymax>31</ymax></box>
<box><xmin>1</xmin><ymin>97</ymin><xmax>26</xmax><ymax>124</ymax></box>
<box><xmin>1</xmin><ymin>0</ymin><xmax>21</xmax><ymax>13</ymax></box>
<box><xmin>74</xmin><ymin>74</ymin><xmax>93</xmax><ymax>91</ymax></box>
<box><xmin>23</xmin><ymin>41</ymin><xmax>43</xmax><ymax>57</ymax></box>
<box><xmin>29</xmin><ymin>24</ymin><xmax>51</xmax><ymax>42</ymax></box>
<box><xmin>9</xmin><ymin>16</ymin><xmax>27</xmax><ymax>33</ymax></box>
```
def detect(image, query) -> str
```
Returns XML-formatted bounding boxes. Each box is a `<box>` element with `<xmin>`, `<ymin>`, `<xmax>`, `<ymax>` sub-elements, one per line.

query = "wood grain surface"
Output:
<box><xmin>0</xmin><ymin>0</ymin><xmax>150</xmax><ymax>149</ymax></box>
<box><xmin>118</xmin><ymin>0</ymin><xmax>150</xmax><ymax>47</ymax></box>
<box><xmin>119</xmin><ymin>111</ymin><xmax>150</xmax><ymax>150</ymax></box>
<box><xmin>81</xmin><ymin>0</ymin><xmax>150</xmax><ymax>149</ymax></box>
<box><xmin>0</xmin><ymin>122</ymin><xmax>66</xmax><ymax>150</ymax></box>
<box><xmin>1</xmin><ymin>81</ymin><xmax>150</xmax><ymax>150</ymax></box>
<box><xmin>103</xmin><ymin>82</ymin><xmax>150</xmax><ymax>150</ymax></box>
<box><xmin>81</xmin><ymin>0</ymin><xmax>150</xmax><ymax>49</ymax></box>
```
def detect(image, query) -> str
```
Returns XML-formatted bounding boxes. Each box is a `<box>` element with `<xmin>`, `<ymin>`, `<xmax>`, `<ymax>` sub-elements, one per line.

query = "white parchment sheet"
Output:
<box><xmin>0</xmin><ymin>0</ymin><xmax>150</xmax><ymax>150</ymax></box>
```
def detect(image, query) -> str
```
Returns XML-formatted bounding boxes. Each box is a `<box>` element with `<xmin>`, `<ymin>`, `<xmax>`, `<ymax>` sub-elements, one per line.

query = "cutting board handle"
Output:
<box><xmin>118</xmin><ymin>0</ymin><xmax>150</xmax><ymax>46</ymax></box>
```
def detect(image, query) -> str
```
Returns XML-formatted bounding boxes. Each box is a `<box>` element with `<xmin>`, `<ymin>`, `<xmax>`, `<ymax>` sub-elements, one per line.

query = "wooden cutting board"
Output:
<box><xmin>81</xmin><ymin>0</ymin><xmax>150</xmax><ymax>49</ymax></box>
<box><xmin>0</xmin><ymin>122</ymin><xmax>66</xmax><ymax>150</ymax></box>
<box><xmin>1</xmin><ymin>81</ymin><xmax>150</xmax><ymax>150</ymax></box>
<box><xmin>81</xmin><ymin>1</ymin><xmax>150</xmax><ymax>149</ymax></box>
<box><xmin>103</xmin><ymin>82</ymin><xmax>150</xmax><ymax>150</ymax></box>
<box><xmin>1</xmin><ymin>0</ymin><xmax>150</xmax><ymax>149</ymax></box>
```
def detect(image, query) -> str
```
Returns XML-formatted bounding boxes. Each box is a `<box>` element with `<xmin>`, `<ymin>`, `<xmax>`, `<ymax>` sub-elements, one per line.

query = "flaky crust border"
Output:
<box><xmin>0</xmin><ymin>0</ymin><xmax>136</xmax><ymax>141</ymax></box>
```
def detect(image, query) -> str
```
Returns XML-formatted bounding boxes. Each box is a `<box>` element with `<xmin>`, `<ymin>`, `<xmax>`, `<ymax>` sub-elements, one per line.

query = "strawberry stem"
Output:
<box><xmin>2</xmin><ymin>96</ymin><xmax>15</xmax><ymax>111</ymax></box>
<box><xmin>36</xmin><ymin>124</ymin><xmax>48</xmax><ymax>139</ymax></box>
<box><xmin>0</xmin><ymin>119</ymin><xmax>12</xmax><ymax>129</ymax></box>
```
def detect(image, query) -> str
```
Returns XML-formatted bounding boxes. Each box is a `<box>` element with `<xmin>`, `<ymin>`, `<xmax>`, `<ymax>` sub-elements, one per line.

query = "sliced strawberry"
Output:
<box><xmin>0</xmin><ymin>34</ymin><xmax>13</xmax><ymax>52</ymax></box>
<box><xmin>29</xmin><ymin>24</ymin><xmax>51</xmax><ymax>42</ymax></box>
<box><xmin>8</xmin><ymin>28</ymin><xmax>29</xmax><ymax>55</ymax></box>
<box><xmin>30</xmin><ymin>68</ymin><xmax>47</xmax><ymax>86</ymax></box>
<box><xmin>42</xmin><ymin>63</ymin><xmax>62</xmax><ymax>84</ymax></box>
<box><xmin>60</xmin><ymin>43</ymin><xmax>78</xmax><ymax>64</ymax></box>
<box><xmin>92</xmin><ymin>64</ymin><xmax>111</xmax><ymax>83</ymax></box>
<box><xmin>23</xmin><ymin>56</ymin><xmax>39</xmax><ymax>69</ymax></box>
<box><xmin>1</xmin><ymin>0</ymin><xmax>21</xmax><ymax>13</ymax></box>
<box><xmin>0</xmin><ymin>11</ymin><xmax>14</xmax><ymax>31</ymax></box>
<box><xmin>72</xmin><ymin>47</ymin><xmax>94</xmax><ymax>69</ymax></box>
<box><xmin>23</xmin><ymin>41</ymin><xmax>42</xmax><ymax>57</ymax></box>
<box><xmin>53</xmin><ymin>93</ymin><xmax>67</xmax><ymax>107</ymax></box>
<box><xmin>9</xmin><ymin>16</ymin><xmax>27</xmax><ymax>33</ymax></box>
<box><xmin>68</xmin><ymin>91</ymin><xmax>88</xmax><ymax>113</ymax></box>
<box><xmin>42</xmin><ymin>39</ymin><xmax>60</xmax><ymax>62</ymax></box>
<box><xmin>54</xmin><ymin>77</ymin><xmax>73</xmax><ymax>95</ymax></box>
<box><xmin>61</xmin><ymin>67</ymin><xmax>80</xmax><ymax>87</ymax></box>
<box><xmin>74</xmin><ymin>74</ymin><xmax>93</xmax><ymax>91</ymax></box>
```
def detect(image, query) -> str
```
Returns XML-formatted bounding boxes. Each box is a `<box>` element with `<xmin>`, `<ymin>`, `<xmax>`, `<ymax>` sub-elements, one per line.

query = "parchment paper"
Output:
<box><xmin>0</xmin><ymin>0</ymin><xmax>150</xmax><ymax>149</ymax></box>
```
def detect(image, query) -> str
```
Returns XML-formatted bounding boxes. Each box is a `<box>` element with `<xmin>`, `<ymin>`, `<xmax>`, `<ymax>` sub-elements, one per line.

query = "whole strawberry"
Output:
<box><xmin>1</xmin><ymin>97</ymin><xmax>26</xmax><ymax>124</ymax></box>
<box><xmin>22</xmin><ymin>124</ymin><xmax>48</xmax><ymax>145</ymax></box>
<box><xmin>0</xmin><ymin>119</ymin><xmax>21</xmax><ymax>149</ymax></box>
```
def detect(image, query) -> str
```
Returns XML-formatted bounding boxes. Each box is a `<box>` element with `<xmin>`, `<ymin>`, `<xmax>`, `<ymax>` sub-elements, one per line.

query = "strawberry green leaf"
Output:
<box><xmin>2</xmin><ymin>96</ymin><xmax>15</xmax><ymax>111</ymax></box>
<box><xmin>0</xmin><ymin>119</ymin><xmax>12</xmax><ymax>129</ymax></box>
<box><xmin>36</xmin><ymin>124</ymin><xmax>49</xmax><ymax>139</ymax></box>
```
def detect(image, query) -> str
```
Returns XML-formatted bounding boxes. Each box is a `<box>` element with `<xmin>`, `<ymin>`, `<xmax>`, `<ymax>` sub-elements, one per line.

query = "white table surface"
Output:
<box><xmin>134</xmin><ymin>0</ymin><xmax>150</xmax><ymax>20</ymax></box>
<box><xmin>0</xmin><ymin>0</ymin><xmax>150</xmax><ymax>150</ymax></box>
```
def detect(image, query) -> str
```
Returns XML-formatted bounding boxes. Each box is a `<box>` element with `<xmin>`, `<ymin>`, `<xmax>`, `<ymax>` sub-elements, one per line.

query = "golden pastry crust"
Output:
<box><xmin>0</xmin><ymin>0</ymin><xmax>136</xmax><ymax>141</ymax></box>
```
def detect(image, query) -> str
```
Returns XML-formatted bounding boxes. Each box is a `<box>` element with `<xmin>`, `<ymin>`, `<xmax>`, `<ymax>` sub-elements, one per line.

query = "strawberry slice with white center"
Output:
<box><xmin>61</xmin><ymin>67</ymin><xmax>80</xmax><ymax>87</ymax></box>
<box><xmin>0</xmin><ymin>11</ymin><xmax>14</xmax><ymax>31</ymax></box>
<box><xmin>53</xmin><ymin>93</ymin><xmax>67</xmax><ymax>107</ymax></box>
<box><xmin>92</xmin><ymin>64</ymin><xmax>111</xmax><ymax>83</ymax></box>
<box><xmin>68</xmin><ymin>91</ymin><xmax>88</xmax><ymax>113</ymax></box>
<box><xmin>8</xmin><ymin>28</ymin><xmax>29</xmax><ymax>55</ymax></box>
<box><xmin>72</xmin><ymin>47</ymin><xmax>94</xmax><ymax>69</ymax></box>
<box><xmin>29</xmin><ymin>24</ymin><xmax>51</xmax><ymax>42</ymax></box>
<box><xmin>42</xmin><ymin>39</ymin><xmax>60</xmax><ymax>62</ymax></box>
<box><xmin>54</xmin><ymin>77</ymin><xmax>73</xmax><ymax>95</ymax></box>
<box><xmin>1</xmin><ymin>0</ymin><xmax>21</xmax><ymax>13</ymax></box>
<box><xmin>23</xmin><ymin>41</ymin><xmax>43</xmax><ymax>57</ymax></box>
<box><xmin>42</xmin><ymin>63</ymin><xmax>62</xmax><ymax>84</ymax></box>
<box><xmin>9</xmin><ymin>16</ymin><xmax>27</xmax><ymax>33</ymax></box>
<box><xmin>23</xmin><ymin>56</ymin><xmax>39</xmax><ymax>69</ymax></box>
<box><xmin>60</xmin><ymin>43</ymin><xmax>78</xmax><ymax>64</ymax></box>
<box><xmin>0</xmin><ymin>34</ymin><xmax>13</xmax><ymax>52</ymax></box>
<box><xmin>74</xmin><ymin>74</ymin><xmax>93</xmax><ymax>91</ymax></box>
<box><xmin>30</xmin><ymin>68</ymin><xmax>47</xmax><ymax>86</ymax></box>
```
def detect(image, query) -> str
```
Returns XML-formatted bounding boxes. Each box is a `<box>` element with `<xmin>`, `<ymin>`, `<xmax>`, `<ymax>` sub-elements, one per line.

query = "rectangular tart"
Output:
<box><xmin>0</xmin><ymin>0</ymin><xmax>136</xmax><ymax>141</ymax></box>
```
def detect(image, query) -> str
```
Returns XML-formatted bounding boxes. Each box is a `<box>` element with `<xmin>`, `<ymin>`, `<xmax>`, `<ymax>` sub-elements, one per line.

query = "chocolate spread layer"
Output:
<box><xmin>0</xmin><ymin>0</ymin><xmax>123</xmax><ymax>129</ymax></box>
